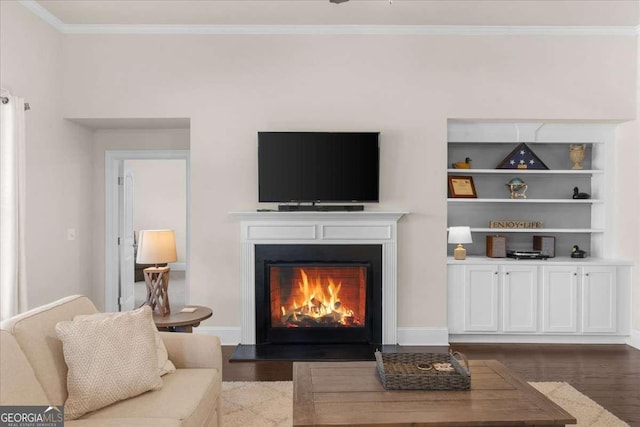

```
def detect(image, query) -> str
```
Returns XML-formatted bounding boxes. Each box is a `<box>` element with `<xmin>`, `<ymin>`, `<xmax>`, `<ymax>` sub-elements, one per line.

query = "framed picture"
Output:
<box><xmin>448</xmin><ymin>176</ymin><xmax>477</xmax><ymax>198</ymax></box>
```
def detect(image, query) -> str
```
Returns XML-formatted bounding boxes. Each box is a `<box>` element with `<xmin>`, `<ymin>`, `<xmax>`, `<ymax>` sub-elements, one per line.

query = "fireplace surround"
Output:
<box><xmin>232</xmin><ymin>211</ymin><xmax>405</xmax><ymax>345</ymax></box>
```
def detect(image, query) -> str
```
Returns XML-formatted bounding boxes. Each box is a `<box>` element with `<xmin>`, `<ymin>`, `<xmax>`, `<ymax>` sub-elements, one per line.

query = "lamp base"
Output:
<box><xmin>453</xmin><ymin>244</ymin><xmax>467</xmax><ymax>260</ymax></box>
<box><xmin>143</xmin><ymin>266</ymin><xmax>171</xmax><ymax>316</ymax></box>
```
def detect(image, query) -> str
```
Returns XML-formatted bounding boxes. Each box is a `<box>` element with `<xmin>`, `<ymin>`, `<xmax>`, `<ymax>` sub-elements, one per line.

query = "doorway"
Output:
<box><xmin>105</xmin><ymin>150</ymin><xmax>189</xmax><ymax>312</ymax></box>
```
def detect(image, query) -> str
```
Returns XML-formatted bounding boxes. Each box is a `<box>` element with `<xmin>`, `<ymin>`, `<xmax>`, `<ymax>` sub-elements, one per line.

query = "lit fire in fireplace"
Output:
<box><xmin>280</xmin><ymin>269</ymin><xmax>361</xmax><ymax>328</ymax></box>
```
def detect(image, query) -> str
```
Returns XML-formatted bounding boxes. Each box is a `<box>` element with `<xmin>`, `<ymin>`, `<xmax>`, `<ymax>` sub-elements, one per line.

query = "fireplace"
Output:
<box><xmin>232</xmin><ymin>211</ymin><xmax>404</xmax><ymax>346</ymax></box>
<box><xmin>255</xmin><ymin>244</ymin><xmax>382</xmax><ymax>345</ymax></box>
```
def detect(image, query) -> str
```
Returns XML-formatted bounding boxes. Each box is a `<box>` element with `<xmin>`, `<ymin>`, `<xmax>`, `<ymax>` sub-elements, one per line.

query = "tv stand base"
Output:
<box><xmin>277</xmin><ymin>204</ymin><xmax>364</xmax><ymax>212</ymax></box>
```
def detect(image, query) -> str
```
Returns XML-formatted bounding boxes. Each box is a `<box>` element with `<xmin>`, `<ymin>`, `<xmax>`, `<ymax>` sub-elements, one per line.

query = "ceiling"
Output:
<box><xmin>32</xmin><ymin>0</ymin><xmax>639</xmax><ymax>27</ymax></box>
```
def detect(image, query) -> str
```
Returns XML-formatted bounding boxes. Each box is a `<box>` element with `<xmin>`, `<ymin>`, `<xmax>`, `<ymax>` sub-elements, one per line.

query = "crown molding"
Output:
<box><xmin>19</xmin><ymin>1</ymin><xmax>640</xmax><ymax>36</ymax></box>
<box><xmin>18</xmin><ymin>0</ymin><xmax>65</xmax><ymax>32</ymax></box>
<box><xmin>57</xmin><ymin>24</ymin><xmax>640</xmax><ymax>36</ymax></box>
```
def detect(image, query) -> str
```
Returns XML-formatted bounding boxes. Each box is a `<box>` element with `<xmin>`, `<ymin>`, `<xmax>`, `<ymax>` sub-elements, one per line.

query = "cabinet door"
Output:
<box><xmin>581</xmin><ymin>266</ymin><xmax>617</xmax><ymax>333</ymax></box>
<box><xmin>502</xmin><ymin>265</ymin><xmax>538</xmax><ymax>332</ymax></box>
<box><xmin>541</xmin><ymin>266</ymin><xmax>578</xmax><ymax>333</ymax></box>
<box><xmin>464</xmin><ymin>265</ymin><xmax>499</xmax><ymax>332</ymax></box>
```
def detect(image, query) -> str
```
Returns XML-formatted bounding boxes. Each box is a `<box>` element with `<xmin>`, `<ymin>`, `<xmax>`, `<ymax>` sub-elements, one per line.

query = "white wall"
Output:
<box><xmin>615</xmin><ymin>35</ymin><xmax>640</xmax><ymax>337</ymax></box>
<box><xmin>127</xmin><ymin>159</ymin><xmax>187</xmax><ymax>264</ymax></box>
<box><xmin>0</xmin><ymin>2</ymin><xmax>95</xmax><ymax>307</ymax></box>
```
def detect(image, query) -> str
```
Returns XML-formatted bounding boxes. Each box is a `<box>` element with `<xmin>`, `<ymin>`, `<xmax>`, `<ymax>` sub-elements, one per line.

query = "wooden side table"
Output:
<box><xmin>152</xmin><ymin>305</ymin><xmax>212</xmax><ymax>333</ymax></box>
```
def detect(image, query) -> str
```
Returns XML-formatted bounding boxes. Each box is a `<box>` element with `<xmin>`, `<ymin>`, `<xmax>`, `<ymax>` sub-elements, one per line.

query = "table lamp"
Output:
<box><xmin>448</xmin><ymin>226</ymin><xmax>472</xmax><ymax>260</ymax></box>
<box><xmin>136</xmin><ymin>229</ymin><xmax>177</xmax><ymax>316</ymax></box>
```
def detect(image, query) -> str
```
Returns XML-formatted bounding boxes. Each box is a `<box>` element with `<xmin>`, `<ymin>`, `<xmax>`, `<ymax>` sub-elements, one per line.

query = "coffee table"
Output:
<box><xmin>293</xmin><ymin>359</ymin><xmax>576</xmax><ymax>426</ymax></box>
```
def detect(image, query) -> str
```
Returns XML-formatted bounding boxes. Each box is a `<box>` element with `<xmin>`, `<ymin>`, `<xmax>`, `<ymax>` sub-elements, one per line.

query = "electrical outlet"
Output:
<box><xmin>67</xmin><ymin>228</ymin><xmax>76</xmax><ymax>241</ymax></box>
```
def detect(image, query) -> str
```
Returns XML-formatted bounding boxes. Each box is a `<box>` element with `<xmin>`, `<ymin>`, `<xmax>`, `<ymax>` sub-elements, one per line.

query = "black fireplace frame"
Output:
<box><xmin>255</xmin><ymin>244</ymin><xmax>383</xmax><ymax>345</ymax></box>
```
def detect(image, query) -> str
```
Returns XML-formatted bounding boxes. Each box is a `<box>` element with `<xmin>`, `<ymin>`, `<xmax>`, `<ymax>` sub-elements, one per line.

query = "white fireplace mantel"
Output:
<box><xmin>231</xmin><ymin>211</ymin><xmax>406</xmax><ymax>345</ymax></box>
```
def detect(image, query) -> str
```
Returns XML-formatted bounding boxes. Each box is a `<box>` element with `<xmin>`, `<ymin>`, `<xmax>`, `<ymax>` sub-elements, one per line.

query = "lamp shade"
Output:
<box><xmin>448</xmin><ymin>226</ymin><xmax>472</xmax><ymax>244</ymax></box>
<box><xmin>136</xmin><ymin>230</ymin><xmax>177</xmax><ymax>264</ymax></box>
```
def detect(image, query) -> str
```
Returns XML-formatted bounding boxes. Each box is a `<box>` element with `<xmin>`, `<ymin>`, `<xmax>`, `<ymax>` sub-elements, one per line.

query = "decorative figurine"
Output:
<box><xmin>571</xmin><ymin>245</ymin><xmax>587</xmax><ymax>258</ymax></box>
<box><xmin>506</xmin><ymin>178</ymin><xmax>527</xmax><ymax>199</ymax></box>
<box><xmin>452</xmin><ymin>157</ymin><xmax>472</xmax><ymax>169</ymax></box>
<box><xmin>572</xmin><ymin>187</ymin><xmax>591</xmax><ymax>199</ymax></box>
<box><xmin>569</xmin><ymin>144</ymin><xmax>586</xmax><ymax>170</ymax></box>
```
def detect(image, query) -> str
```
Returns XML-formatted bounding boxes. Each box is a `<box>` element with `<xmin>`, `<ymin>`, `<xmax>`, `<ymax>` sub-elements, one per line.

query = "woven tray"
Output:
<box><xmin>375</xmin><ymin>351</ymin><xmax>470</xmax><ymax>390</ymax></box>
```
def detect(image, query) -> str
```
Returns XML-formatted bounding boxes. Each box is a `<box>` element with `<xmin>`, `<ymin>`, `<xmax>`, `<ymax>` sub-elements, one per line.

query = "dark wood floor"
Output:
<box><xmin>222</xmin><ymin>343</ymin><xmax>640</xmax><ymax>426</ymax></box>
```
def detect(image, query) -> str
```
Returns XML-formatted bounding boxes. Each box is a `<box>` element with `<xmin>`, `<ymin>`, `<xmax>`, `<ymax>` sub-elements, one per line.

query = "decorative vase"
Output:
<box><xmin>569</xmin><ymin>144</ymin><xmax>586</xmax><ymax>170</ymax></box>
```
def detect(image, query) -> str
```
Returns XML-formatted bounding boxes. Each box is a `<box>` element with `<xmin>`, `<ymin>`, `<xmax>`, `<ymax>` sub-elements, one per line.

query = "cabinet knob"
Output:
<box><xmin>574</xmin><ymin>273</ymin><xmax>577</xmax><ymax>276</ymax></box>
<box><xmin>585</xmin><ymin>273</ymin><xmax>589</xmax><ymax>277</ymax></box>
<box><xmin>494</xmin><ymin>272</ymin><xmax>498</xmax><ymax>275</ymax></box>
<box><xmin>505</xmin><ymin>272</ymin><xmax>510</xmax><ymax>275</ymax></box>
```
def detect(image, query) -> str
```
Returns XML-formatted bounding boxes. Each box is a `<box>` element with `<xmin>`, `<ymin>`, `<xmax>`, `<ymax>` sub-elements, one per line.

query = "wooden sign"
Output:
<box><xmin>490</xmin><ymin>220</ymin><xmax>543</xmax><ymax>229</ymax></box>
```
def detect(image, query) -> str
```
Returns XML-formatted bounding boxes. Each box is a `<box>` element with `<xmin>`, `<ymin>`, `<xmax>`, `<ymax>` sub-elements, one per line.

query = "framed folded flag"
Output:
<box><xmin>496</xmin><ymin>143</ymin><xmax>548</xmax><ymax>170</ymax></box>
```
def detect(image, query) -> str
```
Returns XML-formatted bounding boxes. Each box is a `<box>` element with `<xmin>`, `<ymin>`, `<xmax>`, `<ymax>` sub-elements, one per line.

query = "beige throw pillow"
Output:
<box><xmin>56</xmin><ymin>305</ymin><xmax>163</xmax><ymax>420</ymax></box>
<box><xmin>75</xmin><ymin>310</ymin><xmax>176</xmax><ymax>376</ymax></box>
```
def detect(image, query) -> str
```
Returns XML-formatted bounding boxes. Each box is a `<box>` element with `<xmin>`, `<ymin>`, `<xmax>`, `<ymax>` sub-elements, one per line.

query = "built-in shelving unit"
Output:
<box><xmin>446</xmin><ymin>122</ymin><xmax>631</xmax><ymax>344</ymax></box>
<box><xmin>446</xmin><ymin>121</ymin><xmax>615</xmax><ymax>258</ymax></box>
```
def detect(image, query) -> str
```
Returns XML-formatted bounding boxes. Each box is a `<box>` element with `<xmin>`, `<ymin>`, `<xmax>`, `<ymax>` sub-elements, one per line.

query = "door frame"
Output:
<box><xmin>105</xmin><ymin>150</ymin><xmax>190</xmax><ymax>312</ymax></box>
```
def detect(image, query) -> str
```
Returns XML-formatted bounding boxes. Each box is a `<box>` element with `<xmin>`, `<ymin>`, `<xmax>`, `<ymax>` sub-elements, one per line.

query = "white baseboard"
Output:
<box><xmin>449</xmin><ymin>334</ymin><xmax>630</xmax><ymax>344</ymax></box>
<box><xmin>627</xmin><ymin>329</ymin><xmax>640</xmax><ymax>350</ymax></box>
<box><xmin>396</xmin><ymin>327</ymin><xmax>450</xmax><ymax>346</ymax></box>
<box><xmin>195</xmin><ymin>326</ymin><xmax>241</xmax><ymax>345</ymax></box>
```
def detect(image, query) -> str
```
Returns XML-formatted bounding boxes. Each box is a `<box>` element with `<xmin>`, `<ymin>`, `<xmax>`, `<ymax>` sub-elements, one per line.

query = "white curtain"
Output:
<box><xmin>0</xmin><ymin>89</ymin><xmax>28</xmax><ymax>321</ymax></box>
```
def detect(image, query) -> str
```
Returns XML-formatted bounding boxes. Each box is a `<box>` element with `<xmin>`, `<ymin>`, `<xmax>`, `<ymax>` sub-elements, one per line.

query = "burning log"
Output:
<box><xmin>277</xmin><ymin>268</ymin><xmax>361</xmax><ymax>328</ymax></box>
<box><xmin>342</xmin><ymin>316</ymin><xmax>360</xmax><ymax>326</ymax></box>
<box><xmin>319</xmin><ymin>312</ymin><xmax>341</xmax><ymax>324</ymax></box>
<box><xmin>280</xmin><ymin>307</ymin><xmax>345</xmax><ymax>327</ymax></box>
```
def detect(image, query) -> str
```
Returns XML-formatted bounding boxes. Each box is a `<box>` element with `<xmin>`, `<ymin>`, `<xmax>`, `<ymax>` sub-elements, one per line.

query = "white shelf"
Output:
<box><xmin>447</xmin><ymin>256</ymin><xmax>632</xmax><ymax>266</ymax></box>
<box><xmin>470</xmin><ymin>228</ymin><xmax>604</xmax><ymax>233</ymax></box>
<box><xmin>447</xmin><ymin>168</ymin><xmax>603</xmax><ymax>175</ymax></box>
<box><xmin>447</xmin><ymin>198</ymin><xmax>603</xmax><ymax>204</ymax></box>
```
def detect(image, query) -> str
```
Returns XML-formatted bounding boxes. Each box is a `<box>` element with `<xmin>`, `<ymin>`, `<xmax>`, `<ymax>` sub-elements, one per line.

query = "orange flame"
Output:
<box><xmin>280</xmin><ymin>268</ymin><xmax>358</xmax><ymax>326</ymax></box>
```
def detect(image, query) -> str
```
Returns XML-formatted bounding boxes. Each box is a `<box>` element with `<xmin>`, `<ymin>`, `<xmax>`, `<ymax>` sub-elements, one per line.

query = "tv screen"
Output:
<box><xmin>258</xmin><ymin>132</ymin><xmax>379</xmax><ymax>203</ymax></box>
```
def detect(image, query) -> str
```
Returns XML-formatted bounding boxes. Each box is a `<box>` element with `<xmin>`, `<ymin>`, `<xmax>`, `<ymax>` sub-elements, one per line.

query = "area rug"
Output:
<box><xmin>221</xmin><ymin>381</ymin><xmax>628</xmax><ymax>427</ymax></box>
<box><xmin>528</xmin><ymin>382</ymin><xmax>629</xmax><ymax>427</ymax></box>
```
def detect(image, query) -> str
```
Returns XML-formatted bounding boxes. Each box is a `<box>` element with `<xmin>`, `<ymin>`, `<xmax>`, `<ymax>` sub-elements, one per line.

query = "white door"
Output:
<box><xmin>119</xmin><ymin>163</ymin><xmax>136</xmax><ymax>311</ymax></box>
<box><xmin>581</xmin><ymin>266</ymin><xmax>617</xmax><ymax>333</ymax></box>
<box><xmin>464</xmin><ymin>265</ymin><xmax>499</xmax><ymax>332</ymax></box>
<box><xmin>541</xmin><ymin>266</ymin><xmax>578</xmax><ymax>333</ymax></box>
<box><xmin>502</xmin><ymin>265</ymin><xmax>538</xmax><ymax>332</ymax></box>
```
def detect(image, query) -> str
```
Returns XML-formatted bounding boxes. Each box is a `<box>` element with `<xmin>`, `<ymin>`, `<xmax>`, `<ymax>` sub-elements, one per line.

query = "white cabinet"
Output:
<box><xmin>541</xmin><ymin>265</ymin><xmax>578</xmax><ymax>333</ymax></box>
<box><xmin>540</xmin><ymin>265</ymin><xmax>617</xmax><ymax>334</ymax></box>
<box><xmin>502</xmin><ymin>265</ymin><xmax>538</xmax><ymax>332</ymax></box>
<box><xmin>448</xmin><ymin>260</ymin><xmax>629</xmax><ymax>342</ymax></box>
<box><xmin>456</xmin><ymin>264</ymin><xmax>538</xmax><ymax>333</ymax></box>
<box><xmin>581</xmin><ymin>266</ymin><xmax>617</xmax><ymax>333</ymax></box>
<box><xmin>463</xmin><ymin>265</ymin><xmax>499</xmax><ymax>331</ymax></box>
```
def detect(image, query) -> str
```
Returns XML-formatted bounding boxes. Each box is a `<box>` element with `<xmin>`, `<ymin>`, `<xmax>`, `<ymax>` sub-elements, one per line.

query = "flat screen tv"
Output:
<box><xmin>258</xmin><ymin>132</ymin><xmax>379</xmax><ymax>204</ymax></box>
